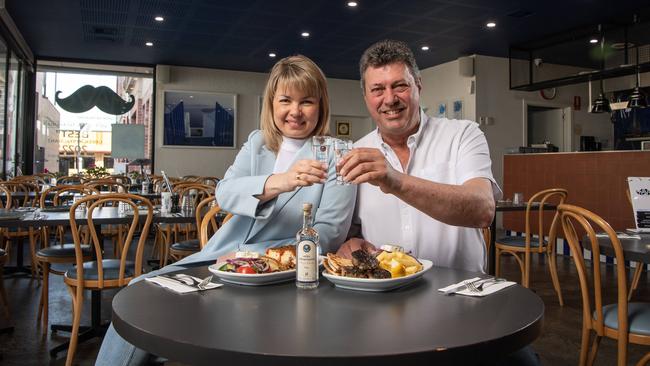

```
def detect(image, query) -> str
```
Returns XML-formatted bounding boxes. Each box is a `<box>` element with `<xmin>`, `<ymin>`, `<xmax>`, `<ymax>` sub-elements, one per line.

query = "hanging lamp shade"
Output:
<box><xmin>628</xmin><ymin>86</ymin><xmax>647</xmax><ymax>109</ymax></box>
<box><xmin>591</xmin><ymin>93</ymin><xmax>611</xmax><ymax>113</ymax></box>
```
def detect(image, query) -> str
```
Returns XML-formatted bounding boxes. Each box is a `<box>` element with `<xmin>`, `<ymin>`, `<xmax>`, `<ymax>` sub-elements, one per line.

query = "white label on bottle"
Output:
<box><xmin>297</xmin><ymin>240</ymin><xmax>318</xmax><ymax>282</ymax></box>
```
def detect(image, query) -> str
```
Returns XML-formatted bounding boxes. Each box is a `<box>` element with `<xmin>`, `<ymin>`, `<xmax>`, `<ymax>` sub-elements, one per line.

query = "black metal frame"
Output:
<box><xmin>509</xmin><ymin>21</ymin><xmax>650</xmax><ymax>91</ymax></box>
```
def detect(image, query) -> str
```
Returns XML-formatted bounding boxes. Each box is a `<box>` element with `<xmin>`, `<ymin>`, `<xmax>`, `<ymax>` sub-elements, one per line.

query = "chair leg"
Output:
<box><xmin>629</xmin><ymin>262</ymin><xmax>644</xmax><ymax>301</ymax></box>
<box><xmin>546</xmin><ymin>252</ymin><xmax>564</xmax><ymax>306</ymax></box>
<box><xmin>162</xmin><ymin>226</ymin><xmax>172</xmax><ymax>267</ymax></box>
<box><xmin>0</xmin><ymin>265</ymin><xmax>9</xmax><ymax>319</ymax></box>
<box><xmin>495</xmin><ymin>247</ymin><xmax>501</xmax><ymax>277</ymax></box>
<box><xmin>39</xmin><ymin>262</ymin><xmax>50</xmax><ymax>332</ymax></box>
<box><xmin>578</xmin><ymin>328</ymin><xmax>590</xmax><ymax>366</ymax></box>
<box><xmin>635</xmin><ymin>351</ymin><xmax>650</xmax><ymax>366</ymax></box>
<box><xmin>587</xmin><ymin>334</ymin><xmax>601</xmax><ymax>366</ymax></box>
<box><xmin>65</xmin><ymin>284</ymin><xmax>83</xmax><ymax>366</ymax></box>
<box><xmin>28</xmin><ymin>227</ymin><xmax>40</xmax><ymax>280</ymax></box>
<box><xmin>524</xmin><ymin>250</ymin><xmax>531</xmax><ymax>288</ymax></box>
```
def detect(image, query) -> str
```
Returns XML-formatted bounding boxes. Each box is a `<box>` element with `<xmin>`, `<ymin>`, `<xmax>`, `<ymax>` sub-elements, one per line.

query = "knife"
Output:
<box><xmin>441</xmin><ymin>278</ymin><xmax>483</xmax><ymax>295</ymax></box>
<box><xmin>159</xmin><ymin>274</ymin><xmax>199</xmax><ymax>289</ymax></box>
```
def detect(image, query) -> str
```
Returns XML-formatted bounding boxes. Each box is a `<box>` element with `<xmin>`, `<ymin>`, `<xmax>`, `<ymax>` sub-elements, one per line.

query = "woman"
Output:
<box><xmin>181</xmin><ymin>54</ymin><xmax>355</xmax><ymax>261</ymax></box>
<box><xmin>96</xmin><ymin>55</ymin><xmax>356</xmax><ymax>366</ymax></box>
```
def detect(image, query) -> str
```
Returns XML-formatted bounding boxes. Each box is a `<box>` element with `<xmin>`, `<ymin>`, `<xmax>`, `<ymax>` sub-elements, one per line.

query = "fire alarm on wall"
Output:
<box><xmin>573</xmin><ymin>96</ymin><xmax>581</xmax><ymax>110</ymax></box>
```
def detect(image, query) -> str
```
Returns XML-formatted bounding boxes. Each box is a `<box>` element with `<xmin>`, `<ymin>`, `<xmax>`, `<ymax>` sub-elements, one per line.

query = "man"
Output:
<box><xmin>337</xmin><ymin>39</ymin><xmax>501</xmax><ymax>273</ymax></box>
<box><xmin>337</xmin><ymin>39</ymin><xmax>541</xmax><ymax>366</ymax></box>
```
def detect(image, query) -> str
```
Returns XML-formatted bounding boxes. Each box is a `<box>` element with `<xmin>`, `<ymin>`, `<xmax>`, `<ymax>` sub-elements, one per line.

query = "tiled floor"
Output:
<box><xmin>1</xmin><ymin>242</ymin><xmax>649</xmax><ymax>365</ymax></box>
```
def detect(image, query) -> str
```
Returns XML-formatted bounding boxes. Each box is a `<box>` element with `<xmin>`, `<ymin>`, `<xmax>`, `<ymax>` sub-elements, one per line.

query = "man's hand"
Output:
<box><xmin>337</xmin><ymin>148</ymin><xmax>403</xmax><ymax>194</ymax></box>
<box><xmin>336</xmin><ymin>238</ymin><xmax>378</xmax><ymax>259</ymax></box>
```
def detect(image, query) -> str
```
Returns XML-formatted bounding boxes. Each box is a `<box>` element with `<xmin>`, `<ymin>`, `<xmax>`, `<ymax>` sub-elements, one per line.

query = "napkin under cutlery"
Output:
<box><xmin>438</xmin><ymin>277</ymin><xmax>516</xmax><ymax>297</ymax></box>
<box><xmin>145</xmin><ymin>274</ymin><xmax>222</xmax><ymax>293</ymax></box>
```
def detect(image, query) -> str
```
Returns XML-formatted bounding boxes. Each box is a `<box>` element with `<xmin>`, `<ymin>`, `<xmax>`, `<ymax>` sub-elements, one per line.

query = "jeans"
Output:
<box><xmin>95</xmin><ymin>260</ymin><xmax>211</xmax><ymax>366</ymax></box>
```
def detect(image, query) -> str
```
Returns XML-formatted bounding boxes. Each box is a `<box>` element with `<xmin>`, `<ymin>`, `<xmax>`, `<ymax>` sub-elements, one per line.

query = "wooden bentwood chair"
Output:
<box><xmin>558</xmin><ymin>203</ymin><xmax>650</xmax><ymax>366</ymax></box>
<box><xmin>495</xmin><ymin>188</ymin><xmax>567</xmax><ymax>306</ymax></box>
<box><xmin>35</xmin><ymin>185</ymin><xmax>98</xmax><ymax>332</ymax></box>
<box><xmin>199</xmin><ymin>204</ymin><xmax>233</xmax><ymax>250</ymax></box>
<box><xmin>167</xmin><ymin>196</ymin><xmax>233</xmax><ymax>263</ymax></box>
<box><xmin>63</xmin><ymin>193</ymin><xmax>153</xmax><ymax>366</ymax></box>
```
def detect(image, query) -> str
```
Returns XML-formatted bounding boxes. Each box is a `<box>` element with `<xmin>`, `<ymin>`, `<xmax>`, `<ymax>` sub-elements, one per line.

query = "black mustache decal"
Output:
<box><xmin>55</xmin><ymin>85</ymin><xmax>135</xmax><ymax>115</ymax></box>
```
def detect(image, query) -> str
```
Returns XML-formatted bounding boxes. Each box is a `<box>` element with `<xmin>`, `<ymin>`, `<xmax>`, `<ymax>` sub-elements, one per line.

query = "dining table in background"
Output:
<box><xmin>0</xmin><ymin>190</ymin><xmax>162</xmax><ymax>204</ymax></box>
<box><xmin>589</xmin><ymin>232</ymin><xmax>650</xmax><ymax>264</ymax></box>
<box><xmin>113</xmin><ymin>265</ymin><xmax>544</xmax><ymax>366</ymax></box>
<box><xmin>0</xmin><ymin>206</ymin><xmax>197</xmax><ymax>357</ymax></box>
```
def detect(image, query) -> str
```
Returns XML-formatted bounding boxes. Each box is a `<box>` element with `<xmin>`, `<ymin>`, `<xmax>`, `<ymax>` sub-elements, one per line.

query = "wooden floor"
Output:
<box><xmin>1</xmin><ymin>242</ymin><xmax>649</xmax><ymax>365</ymax></box>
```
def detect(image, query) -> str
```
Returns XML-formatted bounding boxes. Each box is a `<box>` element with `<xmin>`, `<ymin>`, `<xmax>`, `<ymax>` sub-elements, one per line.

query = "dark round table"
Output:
<box><xmin>112</xmin><ymin>266</ymin><xmax>544</xmax><ymax>365</ymax></box>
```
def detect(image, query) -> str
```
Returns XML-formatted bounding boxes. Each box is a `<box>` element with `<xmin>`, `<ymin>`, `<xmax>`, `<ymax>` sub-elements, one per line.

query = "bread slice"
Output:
<box><xmin>266</xmin><ymin>245</ymin><xmax>296</xmax><ymax>269</ymax></box>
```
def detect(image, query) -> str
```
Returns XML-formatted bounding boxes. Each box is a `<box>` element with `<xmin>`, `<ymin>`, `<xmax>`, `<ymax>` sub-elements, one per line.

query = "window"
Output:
<box><xmin>34</xmin><ymin>64</ymin><xmax>153</xmax><ymax>176</ymax></box>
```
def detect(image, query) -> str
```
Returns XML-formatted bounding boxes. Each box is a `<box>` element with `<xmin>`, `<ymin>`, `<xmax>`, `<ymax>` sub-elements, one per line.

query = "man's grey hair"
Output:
<box><xmin>359</xmin><ymin>39</ymin><xmax>421</xmax><ymax>92</ymax></box>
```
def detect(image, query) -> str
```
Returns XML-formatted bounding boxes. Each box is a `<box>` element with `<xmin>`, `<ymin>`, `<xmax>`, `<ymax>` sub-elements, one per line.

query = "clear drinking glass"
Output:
<box><xmin>312</xmin><ymin>136</ymin><xmax>331</xmax><ymax>164</ymax></box>
<box><xmin>334</xmin><ymin>139</ymin><xmax>353</xmax><ymax>185</ymax></box>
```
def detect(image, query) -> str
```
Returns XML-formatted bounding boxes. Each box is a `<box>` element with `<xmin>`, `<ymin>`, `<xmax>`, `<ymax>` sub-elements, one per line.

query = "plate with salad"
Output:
<box><xmin>208</xmin><ymin>256</ymin><xmax>296</xmax><ymax>286</ymax></box>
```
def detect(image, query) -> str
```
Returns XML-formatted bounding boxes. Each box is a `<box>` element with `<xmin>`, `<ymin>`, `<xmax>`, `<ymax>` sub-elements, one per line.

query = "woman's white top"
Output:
<box><xmin>272</xmin><ymin>136</ymin><xmax>307</xmax><ymax>174</ymax></box>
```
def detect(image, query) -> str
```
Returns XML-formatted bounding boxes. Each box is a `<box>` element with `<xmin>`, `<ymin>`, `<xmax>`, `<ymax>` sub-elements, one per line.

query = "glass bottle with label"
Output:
<box><xmin>296</xmin><ymin>203</ymin><xmax>319</xmax><ymax>289</ymax></box>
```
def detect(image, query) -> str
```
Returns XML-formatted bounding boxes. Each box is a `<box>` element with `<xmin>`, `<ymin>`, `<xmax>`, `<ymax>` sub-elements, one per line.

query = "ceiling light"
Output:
<box><xmin>591</xmin><ymin>25</ymin><xmax>611</xmax><ymax>114</ymax></box>
<box><xmin>421</xmin><ymin>46</ymin><xmax>430</xmax><ymax>51</ymax></box>
<box><xmin>347</xmin><ymin>1</ymin><xmax>358</xmax><ymax>7</ymax></box>
<box><xmin>628</xmin><ymin>44</ymin><xmax>647</xmax><ymax>109</ymax></box>
<box><xmin>627</xmin><ymin>16</ymin><xmax>647</xmax><ymax>109</ymax></box>
<box><xmin>189</xmin><ymin>95</ymin><xmax>194</xmax><ymax>98</ymax></box>
<box><xmin>589</xmin><ymin>38</ymin><xmax>598</xmax><ymax>44</ymax></box>
<box><xmin>154</xmin><ymin>16</ymin><xmax>164</xmax><ymax>22</ymax></box>
<box><xmin>591</xmin><ymin>92</ymin><xmax>611</xmax><ymax>113</ymax></box>
<box><xmin>301</xmin><ymin>31</ymin><xmax>310</xmax><ymax>38</ymax></box>
<box><xmin>269</xmin><ymin>52</ymin><xmax>277</xmax><ymax>58</ymax></box>
<box><xmin>486</xmin><ymin>21</ymin><xmax>496</xmax><ymax>28</ymax></box>
<box><xmin>145</xmin><ymin>41</ymin><xmax>153</xmax><ymax>47</ymax></box>
<box><xmin>628</xmin><ymin>87</ymin><xmax>647</xmax><ymax>109</ymax></box>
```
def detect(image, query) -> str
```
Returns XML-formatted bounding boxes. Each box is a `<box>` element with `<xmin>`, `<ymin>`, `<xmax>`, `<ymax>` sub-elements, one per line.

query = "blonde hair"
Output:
<box><xmin>260</xmin><ymin>55</ymin><xmax>330</xmax><ymax>153</ymax></box>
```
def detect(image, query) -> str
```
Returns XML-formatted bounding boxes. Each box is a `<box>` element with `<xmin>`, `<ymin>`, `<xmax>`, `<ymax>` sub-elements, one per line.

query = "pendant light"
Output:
<box><xmin>591</xmin><ymin>25</ymin><xmax>611</xmax><ymax>113</ymax></box>
<box><xmin>627</xmin><ymin>17</ymin><xmax>647</xmax><ymax>108</ymax></box>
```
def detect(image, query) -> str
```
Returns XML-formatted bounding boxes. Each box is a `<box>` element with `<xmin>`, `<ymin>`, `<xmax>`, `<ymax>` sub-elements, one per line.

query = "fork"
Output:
<box><xmin>467</xmin><ymin>278</ymin><xmax>506</xmax><ymax>293</ymax></box>
<box><xmin>174</xmin><ymin>274</ymin><xmax>213</xmax><ymax>290</ymax></box>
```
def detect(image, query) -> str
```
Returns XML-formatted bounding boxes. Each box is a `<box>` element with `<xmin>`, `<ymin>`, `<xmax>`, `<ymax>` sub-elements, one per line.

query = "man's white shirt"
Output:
<box><xmin>353</xmin><ymin>110</ymin><xmax>502</xmax><ymax>272</ymax></box>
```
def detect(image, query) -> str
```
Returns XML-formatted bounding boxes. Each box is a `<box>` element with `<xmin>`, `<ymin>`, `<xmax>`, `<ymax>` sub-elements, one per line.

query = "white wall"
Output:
<box><xmin>419</xmin><ymin>58</ymin><xmax>476</xmax><ymax>121</ymax></box>
<box><xmin>154</xmin><ymin>65</ymin><xmax>368</xmax><ymax>178</ymax></box>
<box><xmin>473</xmin><ymin>55</ymin><xmax>613</xmax><ymax>189</ymax></box>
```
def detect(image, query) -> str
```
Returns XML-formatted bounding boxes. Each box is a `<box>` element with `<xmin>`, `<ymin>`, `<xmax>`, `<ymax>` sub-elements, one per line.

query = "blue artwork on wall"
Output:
<box><xmin>163</xmin><ymin>91</ymin><xmax>236</xmax><ymax>147</ymax></box>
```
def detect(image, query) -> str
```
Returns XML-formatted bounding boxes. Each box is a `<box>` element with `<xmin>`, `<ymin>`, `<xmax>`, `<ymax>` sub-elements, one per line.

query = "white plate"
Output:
<box><xmin>208</xmin><ymin>263</ymin><xmax>296</xmax><ymax>286</ymax></box>
<box><xmin>322</xmin><ymin>259</ymin><xmax>433</xmax><ymax>292</ymax></box>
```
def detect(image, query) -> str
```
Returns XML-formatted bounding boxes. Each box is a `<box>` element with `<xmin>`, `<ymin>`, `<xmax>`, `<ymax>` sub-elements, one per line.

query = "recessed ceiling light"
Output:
<box><xmin>154</xmin><ymin>16</ymin><xmax>164</xmax><ymax>22</ymax></box>
<box><xmin>301</xmin><ymin>31</ymin><xmax>310</xmax><ymax>38</ymax></box>
<box><xmin>347</xmin><ymin>1</ymin><xmax>358</xmax><ymax>7</ymax></box>
<box><xmin>421</xmin><ymin>46</ymin><xmax>430</xmax><ymax>51</ymax></box>
<box><xmin>269</xmin><ymin>52</ymin><xmax>277</xmax><ymax>58</ymax></box>
<box><xmin>486</xmin><ymin>21</ymin><xmax>496</xmax><ymax>28</ymax></box>
<box><xmin>589</xmin><ymin>38</ymin><xmax>599</xmax><ymax>44</ymax></box>
<box><xmin>189</xmin><ymin>95</ymin><xmax>194</xmax><ymax>98</ymax></box>
<box><xmin>145</xmin><ymin>41</ymin><xmax>154</xmax><ymax>47</ymax></box>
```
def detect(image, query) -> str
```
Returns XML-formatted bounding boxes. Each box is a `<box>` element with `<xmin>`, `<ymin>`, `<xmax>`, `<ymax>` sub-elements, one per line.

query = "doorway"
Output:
<box><xmin>522</xmin><ymin>100</ymin><xmax>572</xmax><ymax>152</ymax></box>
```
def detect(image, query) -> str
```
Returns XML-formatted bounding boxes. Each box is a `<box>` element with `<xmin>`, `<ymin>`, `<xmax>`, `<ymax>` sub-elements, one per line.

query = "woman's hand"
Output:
<box><xmin>284</xmin><ymin>159</ymin><xmax>328</xmax><ymax>190</ymax></box>
<box><xmin>257</xmin><ymin>159</ymin><xmax>328</xmax><ymax>203</ymax></box>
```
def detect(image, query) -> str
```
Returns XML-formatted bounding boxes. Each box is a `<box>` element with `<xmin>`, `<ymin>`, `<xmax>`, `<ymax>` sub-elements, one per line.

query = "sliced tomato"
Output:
<box><xmin>236</xmin><ymin>266</ymin><xmax>256</xmax><ymax>274</ymax></box>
